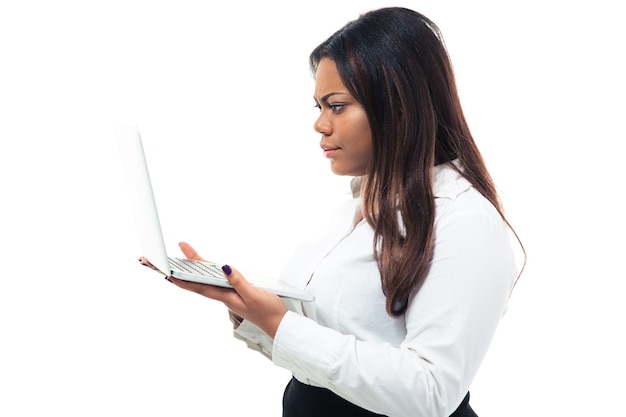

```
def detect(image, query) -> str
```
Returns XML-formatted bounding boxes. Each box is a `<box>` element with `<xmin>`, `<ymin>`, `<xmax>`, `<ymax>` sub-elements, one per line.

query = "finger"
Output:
<box><xmin>221</xmin><ymin>265</ymin><xmax>255</xmax><ymax>300</ymax></box>
<box><xmin>139</xmin><ymin>257</ymin><xmax>155</xmax><ymax>269</ymax></box>
<box><xmin>169</xmin><ymin>276</ymin><xmax>243</xmax><ymax>305</ymax></box>
<box><xmin>179</xmin><ymin>242</ymin><xmax>206</xmax><ymax>261</ymax></box>
<box><xmin>139</xmin><ymin>257</ymin><xmax>162</xmax><ymax>272</ymax></box>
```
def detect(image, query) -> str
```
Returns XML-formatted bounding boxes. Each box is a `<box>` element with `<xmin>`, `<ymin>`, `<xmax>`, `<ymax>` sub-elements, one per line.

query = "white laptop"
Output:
<box><xmin>115</xmin><ymin>125</ymin><xmax>314</xmax><ymax>302</ymax></box>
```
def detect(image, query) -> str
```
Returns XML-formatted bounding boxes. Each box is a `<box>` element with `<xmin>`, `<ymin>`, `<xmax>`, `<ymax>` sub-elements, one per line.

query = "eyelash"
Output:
<box><xmin>314</xmin><ymin>103</ymin><xmax>346</xmax><ymax>112</ymax></box>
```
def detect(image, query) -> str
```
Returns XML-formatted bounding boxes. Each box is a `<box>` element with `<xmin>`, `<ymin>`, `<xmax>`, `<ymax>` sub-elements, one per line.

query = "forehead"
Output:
<box><xmin>314</xmin><ymin>58</ymin><xmax>349</xmax><ymax>97</ymax></box>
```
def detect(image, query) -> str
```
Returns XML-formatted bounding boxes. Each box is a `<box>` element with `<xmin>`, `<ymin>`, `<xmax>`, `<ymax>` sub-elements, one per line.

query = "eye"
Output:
<box><xmin>313</xmin><ymin>101</ymin><xmax>347</xmax><ymax>112</ymax></box>
<box><xmin>329</xmin><ymin>103</ymin><xmax>346</xmax><ymax>112</ymax></box>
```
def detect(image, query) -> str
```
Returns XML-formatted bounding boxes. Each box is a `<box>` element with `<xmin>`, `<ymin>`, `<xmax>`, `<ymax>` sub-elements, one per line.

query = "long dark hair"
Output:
<box><xmin>310</xmin><ymin>7</ymin><xmax>524</xmax><ymax>316</ymax></box>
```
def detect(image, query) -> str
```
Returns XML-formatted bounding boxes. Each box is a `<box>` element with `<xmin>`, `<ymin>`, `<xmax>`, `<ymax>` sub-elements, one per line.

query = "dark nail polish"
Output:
<box><xmin>165</xmin><ymin>277</ymin><xmax>174</xmax><ymax>283</ymax></box>
<box><xmin>221</xmin><ymin>264</ymin><xmax>232</xmax><ymax>276</ymax></box>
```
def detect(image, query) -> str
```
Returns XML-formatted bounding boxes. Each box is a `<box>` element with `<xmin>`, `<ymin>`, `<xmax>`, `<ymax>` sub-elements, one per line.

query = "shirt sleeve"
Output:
<box><xmin>232</xmin><ymin>297</ymin><xmax>309</xmax><ymax>361</ymax></box>
<box><xmin>272</xmin><ymin>192</ymin><xmax>518</xmax><ymax>417</ymax></box>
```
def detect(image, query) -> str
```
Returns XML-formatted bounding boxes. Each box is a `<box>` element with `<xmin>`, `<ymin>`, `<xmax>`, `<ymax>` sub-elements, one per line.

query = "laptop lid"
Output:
<box><xmin>115</xmin><ymin>125</ymin><xmax>315</xmax><ymax>301</ymax></box>
<box><xmin>115</xmin><ymin>125</ymin><xmax>171</xmax><ymax>275</ymax></box>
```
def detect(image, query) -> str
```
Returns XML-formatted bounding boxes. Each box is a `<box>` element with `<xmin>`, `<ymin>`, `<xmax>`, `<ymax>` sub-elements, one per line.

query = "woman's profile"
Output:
<box><xmin>152</xmin><ymin>7</ymin><xmax>525</xmax><ymax>417</ymax></box>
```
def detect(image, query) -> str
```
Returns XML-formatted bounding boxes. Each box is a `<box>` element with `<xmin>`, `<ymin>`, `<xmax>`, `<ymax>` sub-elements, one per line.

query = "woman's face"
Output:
<box><xmin>313</xmin><ymin>58</ymin><xmax>373</xmax><ymax>177</ymax></box>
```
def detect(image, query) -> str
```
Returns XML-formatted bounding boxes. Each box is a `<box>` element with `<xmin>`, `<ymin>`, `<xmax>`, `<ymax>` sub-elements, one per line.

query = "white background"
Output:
<box><xmin>1</xmin><ymin>0</ymin><xmax>624</xmax><ymax>415</ymax></box>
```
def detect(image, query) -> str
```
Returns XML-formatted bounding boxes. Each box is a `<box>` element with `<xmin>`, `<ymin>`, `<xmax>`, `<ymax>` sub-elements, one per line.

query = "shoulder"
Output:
<box><xmin>428</xmin><ymin>164</ymin><xmax>518</xmax><ymax>292</ymax></box>
<box><xmin>432</xmin><ymin>160</ymin><xmax>471</xmax><ymax>201</ymax></box>
<box><xmin>432</xmin><ymin>162</ymin><xmax>504</xmax><ymax>231</ymax></box>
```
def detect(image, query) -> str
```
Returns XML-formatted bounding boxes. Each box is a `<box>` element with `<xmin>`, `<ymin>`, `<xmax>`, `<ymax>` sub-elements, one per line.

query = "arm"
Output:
<box><xmin>271</xmin><ymin>199</ymin><xmax>517</xmax><ymax>417</ymax></box>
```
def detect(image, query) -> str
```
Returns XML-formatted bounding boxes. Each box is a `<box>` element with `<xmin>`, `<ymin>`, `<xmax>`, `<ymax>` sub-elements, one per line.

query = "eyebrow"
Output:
<box><xmin>314</xmin><ymin>92</ymin><xmax>349</xmax><ymax>103</ymax></box>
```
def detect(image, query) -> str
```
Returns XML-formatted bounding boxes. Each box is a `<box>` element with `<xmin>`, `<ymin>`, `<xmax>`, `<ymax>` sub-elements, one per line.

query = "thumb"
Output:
<box><xmin>221</xmin><ymin>265</ymin><xmax>253</xmax><ymax>298</ymax></box>
<box><xmin>179</xmin><ymin>242</ymin><xmax>206</xmax><ymax>262</ymax></box>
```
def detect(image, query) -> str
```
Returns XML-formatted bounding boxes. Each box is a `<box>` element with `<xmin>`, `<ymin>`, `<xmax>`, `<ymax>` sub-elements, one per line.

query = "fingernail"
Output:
<box><xmin>165</xmin><ymin>276</ymin><xmax>174</xmax><ymax>283</ymax></box>
<box><xmin>221</xmin><ymin>264</ymin><xmax>232</xmax><ymax>276</ymax></box>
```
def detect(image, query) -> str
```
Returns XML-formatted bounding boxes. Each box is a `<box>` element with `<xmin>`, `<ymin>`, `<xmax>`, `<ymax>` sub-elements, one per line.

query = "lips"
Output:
<box><xmin>321</xmin><ymin>144</ymin><xmax>340</xmax><ymax>158</ymax></box>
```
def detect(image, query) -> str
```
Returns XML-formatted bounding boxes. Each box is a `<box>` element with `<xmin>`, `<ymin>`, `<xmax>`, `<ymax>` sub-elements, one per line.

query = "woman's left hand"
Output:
<box><xmin>169</xmin><ymin>264</ymin><xmax>288</xmax><ymax>339</ymax></box>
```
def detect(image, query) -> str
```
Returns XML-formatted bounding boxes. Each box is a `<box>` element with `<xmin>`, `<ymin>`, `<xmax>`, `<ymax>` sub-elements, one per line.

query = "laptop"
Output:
<box><xmin>115</xmin><ymin>125</ymin><xmax>315</xmax><ymax>302</ymax></box>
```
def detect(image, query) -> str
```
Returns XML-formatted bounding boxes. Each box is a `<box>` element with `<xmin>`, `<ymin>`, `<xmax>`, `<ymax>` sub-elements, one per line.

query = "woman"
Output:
<box><xmin>165</xmin><ymin>7</ymin><xmax>523</xmax><ymax>417</ymax></box>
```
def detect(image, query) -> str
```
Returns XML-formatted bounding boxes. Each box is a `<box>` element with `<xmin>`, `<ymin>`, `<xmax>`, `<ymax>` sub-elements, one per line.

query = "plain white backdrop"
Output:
<box><xmin>1</xmin><ymin>0</ymin><xmax>624</xmax><ymax>415</ymax></box>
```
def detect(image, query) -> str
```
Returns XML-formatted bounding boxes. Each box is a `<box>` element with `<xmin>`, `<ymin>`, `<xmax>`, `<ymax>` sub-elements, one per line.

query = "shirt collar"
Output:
<box><xmin>349</xmin><ymin>159</ymin><xmax>472</xmax><ymax>200</ymax></box>
<box><xmin>433</xmin><ymin>160</ymin><xmax>472</xmax><ymax>200</ymax></box>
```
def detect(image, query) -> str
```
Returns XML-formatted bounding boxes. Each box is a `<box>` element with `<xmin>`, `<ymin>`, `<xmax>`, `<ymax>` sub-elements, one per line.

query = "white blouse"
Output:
<box><xmin>233</xmin><ymin>163</ymin><xmax>518</xmax><ymax>417</ymax></box>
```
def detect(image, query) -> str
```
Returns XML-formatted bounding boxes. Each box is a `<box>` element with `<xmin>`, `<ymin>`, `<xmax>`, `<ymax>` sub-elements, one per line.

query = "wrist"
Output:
<box><xmin>263</xmin><ymin>309</ymin><xmax>287</xmax><ymax>340</ymax></box>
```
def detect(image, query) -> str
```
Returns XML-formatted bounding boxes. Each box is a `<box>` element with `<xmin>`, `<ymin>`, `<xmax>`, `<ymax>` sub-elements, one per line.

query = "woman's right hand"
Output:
<box><xmin>177</xmin><ymin>241</ymin><xmax>245</xmax><ymax>327</ymax></box>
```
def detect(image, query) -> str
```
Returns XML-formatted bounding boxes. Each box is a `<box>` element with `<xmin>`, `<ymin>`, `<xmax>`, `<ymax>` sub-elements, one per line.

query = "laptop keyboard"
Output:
<box><xmin>168</xmin><ymin>257</ymin><xmax>227</xmax><ymax>280</ymax></box>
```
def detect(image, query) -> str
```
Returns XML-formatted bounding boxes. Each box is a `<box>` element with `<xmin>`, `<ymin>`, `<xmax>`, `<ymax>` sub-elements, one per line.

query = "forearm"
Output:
<box><xmin>272</xmin><ymin>311</ymin><xmax>458</xmax><ymax>417</ymax></box>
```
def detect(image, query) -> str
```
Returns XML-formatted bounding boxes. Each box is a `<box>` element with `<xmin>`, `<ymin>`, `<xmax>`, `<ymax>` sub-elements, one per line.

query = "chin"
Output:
<box><xmin>330</xmin><ymin>165</ymin><xmax>349</xmax><ymax>176</ymax></box>
<box><xmin>329</xmin><ymin>160</ymin><xmax>368</xmax><ymax>177</ymax></box>
<box><xmin>331</xmin><ymin>166</ymin><xmax>362</xmax><ymax>177</ymax></box>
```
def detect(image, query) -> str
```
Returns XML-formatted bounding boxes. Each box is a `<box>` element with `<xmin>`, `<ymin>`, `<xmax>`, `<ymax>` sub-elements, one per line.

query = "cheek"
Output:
<box><xmin>353</xmin><ymin>119</ymin><xmax>373</xmax><ymax>160</ymax></box>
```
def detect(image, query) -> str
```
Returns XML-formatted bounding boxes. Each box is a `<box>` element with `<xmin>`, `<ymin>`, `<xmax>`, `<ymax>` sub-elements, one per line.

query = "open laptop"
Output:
<box><xmin>115</xmin><ymin>125</ymin><xmax>314</xmax><ymax>302</ymax></box>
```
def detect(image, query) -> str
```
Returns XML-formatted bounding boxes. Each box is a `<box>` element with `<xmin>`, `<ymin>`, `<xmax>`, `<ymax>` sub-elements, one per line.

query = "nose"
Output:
<box><xmin>314</xmin><ymin>112</ymin><xmax>332</xmax><ymax>136</ymax></box>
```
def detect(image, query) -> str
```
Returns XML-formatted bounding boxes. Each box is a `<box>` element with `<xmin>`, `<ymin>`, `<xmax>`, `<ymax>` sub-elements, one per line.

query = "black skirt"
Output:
<box><xmin>282</xmin><ymin>377</ymin><xmax>478</xmax><ymax>417</ymax></box>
